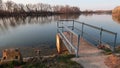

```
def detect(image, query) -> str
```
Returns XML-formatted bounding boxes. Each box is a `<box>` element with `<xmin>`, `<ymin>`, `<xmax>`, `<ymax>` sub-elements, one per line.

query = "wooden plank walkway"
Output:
<box><xmin>59</xmin><ymin>32</ymin><xmax>109</xmax><ymax>68</ymax></box>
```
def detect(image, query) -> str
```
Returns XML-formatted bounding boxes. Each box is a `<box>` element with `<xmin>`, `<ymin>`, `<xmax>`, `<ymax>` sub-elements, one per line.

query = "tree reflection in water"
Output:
<box><xmin>112</xmin><ymin>13</ymin><xmax>120</xmax><ymax>24</ymax></box>
<box><xmin>0</xmin><ymin>14</ymin><xmax>80</xmax><ymax>32</ymax></box>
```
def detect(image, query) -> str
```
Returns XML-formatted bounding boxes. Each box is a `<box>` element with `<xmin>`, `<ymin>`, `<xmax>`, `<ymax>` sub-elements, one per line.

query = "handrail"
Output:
<box><xmin>63</xmin><ymin>25</ymin><xmax>79</xmax><ymax>37</ymax></box>
<box><xmin>59</xmin><ymin>20</ymin><xmax>117</xmax><ymax>35</ymax></box>
<box><xmin>74</xmin><ymin>27</ymin><xmax>99</xmax><ymax>42</ymax></box>
<box><xmin>57</xmin><ymin>21</ymin><xmax>80</xmax><ymax>57</ymax></box>
<box><xmin>58</xmin><ymin>30</ymin><xmax>77</xmax><ymax>50</ymax></box>
<box><xmin>57</xmin><ymin>19</ymin><xmax>117</xmax><ymax>52</ymax></box>
<box><xmin>58</xmin><ymin>32</ymin><xmax>72</xmax><ymax>53</ymax></box>
<box><xmin>74</xmin><ymin>21</ymin><xmax>117</xmax><ymax>35</ymax></box>
<box><xmin>74</xmin><ymin>27</ymin><xmax>108</xmax><ymax>45</ymax></box>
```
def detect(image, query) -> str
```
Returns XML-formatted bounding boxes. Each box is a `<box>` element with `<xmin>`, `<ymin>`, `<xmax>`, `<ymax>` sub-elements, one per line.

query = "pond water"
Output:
<box><xmin>76</xmin><ymin>14</ymin><xmax>120</xmax><ymax>47</ymax></box>
<box><xmin>0</xmin><ymin>14</ymin><xmax>120</xmax><ymax>57</ymax></box>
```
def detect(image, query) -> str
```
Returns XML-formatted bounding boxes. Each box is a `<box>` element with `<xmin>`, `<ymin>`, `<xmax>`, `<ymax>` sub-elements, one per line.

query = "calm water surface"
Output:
<box><xmin>77</xmin><ymin>14</ymin><xmax>120</xmax><ymax>46</ymax></box>
<box><xmin>0</xmin><ymin>14</ymin><xmax>120</xmax><ymax>57</ymax></box>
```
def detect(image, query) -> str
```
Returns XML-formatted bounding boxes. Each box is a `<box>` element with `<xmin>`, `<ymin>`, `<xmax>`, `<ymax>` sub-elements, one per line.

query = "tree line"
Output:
<box><xmin>112</xmin><ymin>6</ymin><xmax>120</xmax><ymax>15</ymax></box>
<box><xmin>0</xmin><ymin>0</ymin><xmax>80</xmax><ymax>16</ymax></box>
<box><xmin>112</xmin><ymin>6</ymin><xmax>120</xmax><ymax>23</ymax></box>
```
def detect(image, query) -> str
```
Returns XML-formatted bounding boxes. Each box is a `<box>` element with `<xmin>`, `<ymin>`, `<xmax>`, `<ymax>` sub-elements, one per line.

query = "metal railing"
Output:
<box><xmin>74</xmin><ymin>20</ymin><xmax>117</xmax><ymax>51</ymax></box>
<box><xmin>57</xmin><ymin>19</ymin><xmax>117</xmax><ymax>54</ymax></box>
<box><xmin>57</xmin><ymin>20</ymin><xmax>80</xmax><ymax>57</ymax></box>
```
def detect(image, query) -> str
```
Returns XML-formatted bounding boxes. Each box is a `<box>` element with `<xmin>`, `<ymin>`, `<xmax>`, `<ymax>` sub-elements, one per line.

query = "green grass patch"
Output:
<box><xmin>56</xmin><ymin>53</ymin><xmax>83</xmax><ymax>68</ymax></box>
<box><xmin>102</xmin><ymin>48</ymin><xmax>112</xmax><ymax>55</ymax></box>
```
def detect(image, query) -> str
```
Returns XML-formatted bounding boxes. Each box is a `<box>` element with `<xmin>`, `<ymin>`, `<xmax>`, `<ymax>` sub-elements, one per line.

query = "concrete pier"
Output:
<box><xmin>56</xmin><ymin>32</ymin><xmax>109</xmax><ymax>68</ymax></box>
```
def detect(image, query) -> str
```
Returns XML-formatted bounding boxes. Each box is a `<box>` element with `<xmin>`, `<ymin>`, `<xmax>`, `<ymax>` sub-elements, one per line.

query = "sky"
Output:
<box><xmin>3</xmin><ymin>0</ymin><xmax>120</xmax><ymax>11</ymax></box>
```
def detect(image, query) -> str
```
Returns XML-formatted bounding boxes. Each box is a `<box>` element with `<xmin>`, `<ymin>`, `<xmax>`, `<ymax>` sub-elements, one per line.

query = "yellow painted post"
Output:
<box><xmin>56</xmin><ymin>34</ymin><xmax>61</xmax><ymax>54</ymax></box>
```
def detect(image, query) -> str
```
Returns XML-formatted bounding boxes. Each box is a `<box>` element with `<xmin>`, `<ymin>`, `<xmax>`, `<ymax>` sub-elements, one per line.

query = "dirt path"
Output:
<box><xmin>72</xmin><ymin>38</ymin><xmax>109</xmax><ymax>68</ymax></box>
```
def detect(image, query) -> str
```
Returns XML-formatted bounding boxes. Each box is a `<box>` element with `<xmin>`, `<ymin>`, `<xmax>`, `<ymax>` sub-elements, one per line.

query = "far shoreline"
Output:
<box><xmin>0</xmin><ymin>11</ymin><xmax>112</xmax><ymax>17</ymax></box>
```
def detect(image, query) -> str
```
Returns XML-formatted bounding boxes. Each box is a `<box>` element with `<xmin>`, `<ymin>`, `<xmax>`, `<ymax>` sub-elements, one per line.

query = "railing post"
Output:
<box><xmin>113</xmin><ymin>33</ymin><xmax>117</xmax><ymax>52</ymax></box>
<box><xmin>57</xmin><ymin>21</ymin><xmax>59</xmax><ymax>33</ymax></box>
<box><xmin>99</xmin><ymin>28</ymin><xmax>103</xmax><ymax>46</ymax></box>
<box><xmin>72</xmin><ymin>20</ymin><xmax>74</xmax><ymax>30</ymax></box>
<box><xmin>62</xmin><ymin>22</ymin><xmax>64</xmax><ymax>32</ymax></box>
<box><xmin>76</xmin><ymin>35</ymin><xmax>80</xmax><ymax>58</ymax></box>
<box><xmin>81</xmin><ymin>23</ymin><xmax>84</xmax><ymax>37</ymax></box>
<box><xmin>57</xmin><ymin>21</ymin><xmax>59</xmax><ymax>28</ymax></box>
<box><xmin>70</xmin><ymin>32</ymin><xmax>72</xmax><ymax>52</ymax></box>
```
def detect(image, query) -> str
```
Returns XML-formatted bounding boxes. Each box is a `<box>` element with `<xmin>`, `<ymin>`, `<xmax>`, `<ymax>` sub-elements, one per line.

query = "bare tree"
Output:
<box><xmin>13</xmin><ymin>4</ymin><xmax>20</xmax><ymax>12</ymax></box>
<box><xmin>5</xmin><ymin>1</ymin><xmax>15</xmax><ymax>12</ymax></box>
<box><xmin>19</xmin><ymin>4</ymin><xmax>25</xmax><ymax>12</ymax></box>
<box><xmin>112</xmin><ymin>6</ymin><xmax>120</xmax><ymax>14</ymax></box>
<box><xmin>0</xmin><ymin>0</ymin><xmax>3</xmax><ymax>10</ymax></box>
<box><xmin>0</xmin><ymin>0</ymin><xmax>80</xmax><ymax>16</ymax></box>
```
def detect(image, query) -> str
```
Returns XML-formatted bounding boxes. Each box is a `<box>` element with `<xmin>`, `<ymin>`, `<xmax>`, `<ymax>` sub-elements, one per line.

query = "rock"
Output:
<box><xmin>97</xmin><ymin>44</ymin><xmax>110</xmax><ymax>49</ymax></box>
<box><xmin>23</xmin><ymin>57</ymin><xmax>33</xmax><ymax>62</ymax></box>
<box><xmin>0</xmin><ymin>48</ymin><xmax>23</xmax><ymax>64</ymax></box>
<box><xmin>34</xmin><ymin>49</ymin><xmax>41</xmax><ymax>56</ymax></box>
<box><xmin>97</xmin><ymin>45</ymin><xmax>105</xmax><ymax>49</ymax></box>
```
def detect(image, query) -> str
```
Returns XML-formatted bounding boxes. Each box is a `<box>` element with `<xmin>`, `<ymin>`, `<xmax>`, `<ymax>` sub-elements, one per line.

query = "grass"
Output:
<box><xmin>55</xmin><ymin>53</ymin><xmax>82</xmax><ymax>68</ymax></box>
<box><xmin>21</xmin><ymin>63</ymin><xmax>46</xmax><ymax>68</ymax></box>
<box><xmin>102</xmin><ymin>48</ymin><xmax>112</xmax><ymax>55</ymax></box>
<box><xmin>102</xmin><ymin>47</ymin><xmax>120</xmax><ymax>55</ymax></box>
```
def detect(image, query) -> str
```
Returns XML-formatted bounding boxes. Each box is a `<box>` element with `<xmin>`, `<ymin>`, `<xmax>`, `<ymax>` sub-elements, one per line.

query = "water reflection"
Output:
<box><xmin>80</xmin><ymin>13</ymin><xmax>111</xmax><ymax>17</ymax></box>
<box><xmin>0</xmin><ymin>14</ymin><xmax>80</xmax><ymax>57</ymax></box>
<box><xmin>112</xmin><ymin>13</ymin><xmax>120</xmax><ymax>24</ymax></box>
<box><xmin>59</xmin><ymin>14</ymin><xmax>79</xmax><ymax>19</ymax></box>
<box><xmin>0</xmin><ymin>14</ymin><xmax>79</xmax><ymax>32</ymax></box>
<box><xmin>0</xmin><ymin>14</ymin><xmax>120</xmax><ymax>57</ymax></box>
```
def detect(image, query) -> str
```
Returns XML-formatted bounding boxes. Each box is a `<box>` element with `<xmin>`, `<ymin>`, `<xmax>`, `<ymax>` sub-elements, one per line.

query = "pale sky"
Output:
<box><xmin>3</xmin><ymin>0</ymin><xmax>120</xmax><ymax>11</ymax></box>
